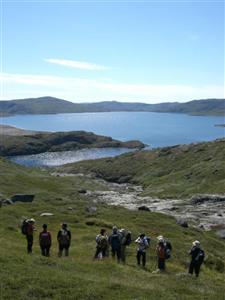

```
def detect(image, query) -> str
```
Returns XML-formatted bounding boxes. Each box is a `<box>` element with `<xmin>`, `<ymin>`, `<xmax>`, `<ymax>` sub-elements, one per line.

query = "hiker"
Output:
<box><xmin>94</xmin><ymin>228</ymin><xmax>108</xmax><ymax>259</ymax></box>
<box><xmin>156</xmin><ymin>236</ymin><xmax>166</xmax><ymax>271</ymax></box>
<box><xmin>188</xmin><ymin>240</ymin><xmax>205</xmax><ymax>277</ymax></box>
<box><xmin>135</xmin><ymin>233</ymin><xmax>149</xmax><ymax>267</ymax></box>
<box><xmin>39</xmin><ymin>224</ymin><xmax>52</xmax><ymax>257</ymax></box>
<box><xmin>23</xmin><ymin>218</ymin><xmax>35</xmax><ymax>254</ymax></box>
<box><xmin>57</xmin><ymin>223</ymin><xmax>71</xmax><ymax>257</ymax></box>
<box><xmin>119</xmin><ymin>229</ymin><xmax>132</xmax><ymax>264</ymax></box>
<box><xmin>108</xmin><ymin>226</ymin><xmax>122</xmax><ymax>262</ymax></box>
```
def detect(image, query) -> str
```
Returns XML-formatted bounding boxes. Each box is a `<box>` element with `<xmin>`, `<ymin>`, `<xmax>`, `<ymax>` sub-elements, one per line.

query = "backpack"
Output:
<box><xmin>145</xmin><ymin>236</ymin><xmax>151</xmax><ymax>247</ymax></box>
<box><xmin>195</xmin><ymin>249</ymin><xmax>205</xmax><ymax>264</ymax></box>
<box><xmin>99</xmin><ymin>236</ymin><xmax>108</xmax><ymax>250</ymax></box>
<box><xmin>165</xmin><ymin>240</ymin><xmax>172</xmax><ymax>259</ymax></box>
<box><xmin>21</xmin><ymin>219</ymin><xmax>29</xmax><ymax>235</ymax></box>
<box><xmin>59</xmin><ymin>229</ymin><xmax>70</xmax><ymax>245</ymax></box>
<box><xmin>40</xmin><ymin>231</ymin><xmax>51</xmax><ymax>246</ymax></box>
<box><xmin>124</xmin><ymin>232</ymin><xmax>132</xmax><ymax>246</ymax></box>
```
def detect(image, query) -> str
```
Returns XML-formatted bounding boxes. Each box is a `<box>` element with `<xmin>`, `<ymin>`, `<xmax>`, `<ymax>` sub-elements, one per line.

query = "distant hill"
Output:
<box><xmin>0</xmin><ymin>96</ymin><xmax>224</xmax><ymax>116</ymax></box>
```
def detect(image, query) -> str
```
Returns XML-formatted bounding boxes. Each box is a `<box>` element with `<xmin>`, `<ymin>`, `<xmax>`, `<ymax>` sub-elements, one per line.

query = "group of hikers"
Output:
<box><xmin>22</xmin><ymin>219</ymin><xmax>205</xmax><ymax>277</ymax></box>
<box><xmin>22</xmin><ymin>219</ymin><xmax>71</xmax><ymax>257</ymax></box>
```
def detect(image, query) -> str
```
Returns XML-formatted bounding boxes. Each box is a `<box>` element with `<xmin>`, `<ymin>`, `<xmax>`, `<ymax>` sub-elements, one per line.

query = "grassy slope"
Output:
<box><xmin>60</xmin><ymin>139</ymin><xmax>225</xmax><ymax>199</ymax></box>
<box><xmin>0</xmin><ymin>157</ymin><xmax>225</xmax><ymax>300</ymax></box>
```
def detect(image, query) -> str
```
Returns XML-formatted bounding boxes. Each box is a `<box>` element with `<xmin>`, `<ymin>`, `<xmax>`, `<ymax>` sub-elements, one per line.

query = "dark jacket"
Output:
<box><xmin>109</xmin><ymin>233</ymin><xmax>121</xmax><ymax>250</ymax></box>
<box><xmin>189</xmin><ymin>246</ymin><xmax>205</xmax><ymax>264</ymax></box>
<box><xmin>57</xmin><ymin>229</ymin><xmax>71</xmax><ymax>246</ymax></box>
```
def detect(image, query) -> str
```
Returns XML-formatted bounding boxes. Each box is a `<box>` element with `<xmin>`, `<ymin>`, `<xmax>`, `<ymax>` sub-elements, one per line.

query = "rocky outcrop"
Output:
<box><xmin>138</xmin><ymin>206</ymin><xmax>151</xmax><ymax>212</ymax></box>
<box><xmin>216</xmin><ymin>230</ymin><xmax>225</xmax><ymax>239</ymax></box>
<box><xmin>40</xmin><ymin>212</ymin><xmax>54</xmax><ymax>217</ymax></box>
<box><xmin>11</xmin><ymin>194</ymin><xmax>35</xmax><ymax>203</ymax></box>
<box><xmin>191</xmin><ymin>194</ymin><xmax>225</xmax><ymax>204</ymax></box>
<box><xmin>176</xmin><ymin>218</ymin><xmax>188</xmax><ymax>228</ymax></box>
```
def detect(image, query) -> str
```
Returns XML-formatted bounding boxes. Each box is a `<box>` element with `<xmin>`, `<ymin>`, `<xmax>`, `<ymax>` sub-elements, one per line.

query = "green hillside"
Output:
<box><xmin>0</xmin><ymin>130</ymin><xmax>144</xmax><ymax>156</ymax></box>
<box><xmin>60</xmin><ymin>139</ymin><xmax>225</xmax><ymax>199</ymax></box>
<box><xmin>0</xmin><ymin>97</ymin><xmax>224</xmax><ymax>116</ymax></box>
<box><xmin>0</xmin><ymin>157</ymin><xmax>225</xmax><ymax>300</ymax></box>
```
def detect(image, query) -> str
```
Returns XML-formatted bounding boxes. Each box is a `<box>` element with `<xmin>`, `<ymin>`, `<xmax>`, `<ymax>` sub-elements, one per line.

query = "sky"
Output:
<box><xmin>0</xmin><ymin>0</ymin><xmax>224</xmax><ymax>103</ymax></box>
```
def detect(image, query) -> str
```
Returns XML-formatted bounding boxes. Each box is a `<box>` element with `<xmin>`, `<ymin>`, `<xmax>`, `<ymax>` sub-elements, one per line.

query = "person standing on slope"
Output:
<box><xmin>26</xmin><ymin>218</ymin><xmax>35</xmax><ymax>254</ymax></box>
<box><xmin>188</xmin><ymin>240</ymin><xmax>205</xmax><ymax>277</ymax></box>
<box><xmin>108</xmin><ymin>226</ymin><xmax>122</xmax><ymax>262</ymax></box>
<box><xmin>94</xmin><ymin>228</ymin><xmax>109</xmax><ymax>259</ymax></box>
<box><xmin>57</xmin><ymin>223</ymin><xmax>71</xmax><ymax>257</ymax></box>
<box><xmin>135</xmin><ymin>233</ymin><xmax>149</xmax><ymax>267</ymax></box>
<box><xmin>39</xmin><ymin>224</ymin><xmax>52</xmax><ymax>257</ymax></box>
<box><xmin>156</xmin><ymin>236</ymin><xmax>166</xmax><ymax>272</ymax></box>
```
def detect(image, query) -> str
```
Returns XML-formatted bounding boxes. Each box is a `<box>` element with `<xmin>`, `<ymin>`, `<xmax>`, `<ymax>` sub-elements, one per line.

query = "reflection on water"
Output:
<box><xmin>8</xmin><ymin>147</ymin><xmax>135</xmax><ymax>167</ymax></box>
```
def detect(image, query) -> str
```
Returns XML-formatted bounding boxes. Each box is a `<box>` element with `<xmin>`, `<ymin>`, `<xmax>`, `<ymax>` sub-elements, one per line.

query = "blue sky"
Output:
<box><xmin>1</xmin><ymin>0</ymin><xmax>224</xmax><ymax>103</ymax></box>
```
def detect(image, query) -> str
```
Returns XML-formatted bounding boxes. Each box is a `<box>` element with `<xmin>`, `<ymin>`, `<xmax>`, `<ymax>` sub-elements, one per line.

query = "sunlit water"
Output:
<box><xmin>8</xmin><ymin>147</ymin><xmax>135</xmax><ymax>167</ymax></box>
<box><xmin>2</xmin><ymin>111</ymin><xmax>224</xmax><ymax>167</ymax></box>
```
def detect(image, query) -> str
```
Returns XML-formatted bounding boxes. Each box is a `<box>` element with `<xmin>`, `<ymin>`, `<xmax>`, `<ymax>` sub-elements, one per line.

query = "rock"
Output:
<box><xmin>138</xmin><ymin>206</ymin><xmax>151</xmax><ymax>212</ymax></box>
<box><xmin>11</xmin><ymin>194</ymin><xmax>35</xmax><ymax>203</ymax></box>
<box><xmin>78</xmin><ymin>189</ymin><xmax>87</xmax><ymax>194</ymax></box>
<box><xmin>3</xmin><ymin>199</ymin><xmax>14</xmax><ymax>206</ymax></box>
<box><xmin>40</xmin><ymin>212</ymin><xmax>54</xmax><ymax>217</ymax></box>
<box><xmin>216</xmin><ymin>230</ymin><xmax>225</xmax><ymax>239</ymax></box>
<box><xmin>191</xmin><ymin>194</ymin><xmax>225</xmax><ymax>204</ymax></box>
<box><xmin>176</xmin><ymin>218</ymin><xmax>188</xmax><ymax>228</ymax></box>
<box><xmin>86</xmin><ymin>220</ymin><xmax>95</xmax><ymax>226</ymax></box>
<box><xmin>68</xmin><ymin>207</ymin><xmax>73</xmax><ymax>210</ymax></box>
<box><xmin>86</xmin><ymin>206</ymin><xmax>97</xmax><ymax>214</ymax></box>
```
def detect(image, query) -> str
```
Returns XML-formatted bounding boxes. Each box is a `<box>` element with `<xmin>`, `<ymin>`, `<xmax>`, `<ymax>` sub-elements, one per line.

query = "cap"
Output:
<box><xmin>193</xmin><ymin>240</ymin><xmax>200</xmax><ymax>247</ymax></box>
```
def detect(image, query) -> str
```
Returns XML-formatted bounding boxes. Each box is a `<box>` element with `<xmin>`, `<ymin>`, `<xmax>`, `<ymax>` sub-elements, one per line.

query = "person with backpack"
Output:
<box><xmin>94</xmin><ymin>228</ymin><xmax>108</xmax><ymax>259</ymax></box>
<box><xmin>57</xmin><ymin>223</ymin><xmax>71</xmax><ymax>257</ymax></box>
<box><xmin>108</xmin><ymin>226</ymin><xmax>122</xmax><ymax>262</ymax></box>
<box><xmin>188</xmin><ymin>240</ymin><xmax>205</xmax><ymax>277</ymax></box>
<box><xmin>119</xmin><ymin>229</ymin><xmax>132</xmax><ymax>264</ymax></box>
<box><xmin>22</xmin><ymin>218</ymin><xmax>35</xmax><ymax>254</ymax></box>
<box><xmin>156</xmin><ymin>236</ymin><xmax>166</xmax><ymax>271</ymax></box>
<box><xmin>135</xmin><ymin>233</ymin><xmax>149</xmax><ymax>267</ymax></box>
<box><xmin>39</xmin><ymin>224</ymin><xmax>52</xmax><ymax>257</ymax></box>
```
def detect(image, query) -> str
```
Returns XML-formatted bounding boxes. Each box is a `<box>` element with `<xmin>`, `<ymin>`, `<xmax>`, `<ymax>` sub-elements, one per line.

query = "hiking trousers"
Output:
<box><xmin>94</xmin><ymin>246</ymin><xmax>107</xmax><ymax>259</ymax></box>
<box><xmin>121</xmin><ymin>245</ymin><xmax>126</xmax><ymax>263</ymax></box>
<box><xmin>58</xmin><ymin>244</ymin><xmax>70</xmax><ymax>257</ymax></box>
<box><xmin>40</xmin><ymin>245</ymin><xmax>51</xmax><ymax>257</ymax></box>
<box><xmin>189</xmin><ymin>261</ymin><xmax>201</xmax><ymax>277</ymax></box>
<box><xmin>137</xmin><ymin>251</ymin><xmax>146</xmax><ymax>267</ymax></box>
<box><xmin>112</xmin><ymin>248</ymin><xmax>121</xmax><ymax>262</ymax></box>
<box><xmin>26</xmin><ymin>235</ymin><xmax>33</xmax><ymax>253</ymax></box>
<box><xmin>158</xmin><ymin>258</ymin><xmax>165</xmax><ymax>271</ymax></box>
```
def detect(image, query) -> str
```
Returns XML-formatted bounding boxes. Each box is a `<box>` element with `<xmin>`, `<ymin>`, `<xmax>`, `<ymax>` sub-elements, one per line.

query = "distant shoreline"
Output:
<box><xmin>215</xmin><ymin>124</ymin><xmax>225</xmax><ymax>127</ymax></box>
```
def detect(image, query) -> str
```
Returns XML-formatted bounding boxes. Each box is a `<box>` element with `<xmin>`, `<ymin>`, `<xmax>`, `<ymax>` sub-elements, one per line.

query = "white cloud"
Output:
<box><xmin>0</xmin><ymin>72</ymin><xmax>224</xmax><ymax>103</ymax></box>
<box><xmin>44</xmin><ymin>58</ymin><xmax>109</xmax><ymax>71</ymax></box>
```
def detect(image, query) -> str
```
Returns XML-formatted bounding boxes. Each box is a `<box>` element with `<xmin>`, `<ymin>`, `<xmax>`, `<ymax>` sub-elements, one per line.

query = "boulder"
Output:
<box><xmin>216</xmin><ymin>230</ymin><xmax>225</xmax><ymax>239</ymax></box>
<box><xmin>176</xmin><ymin>218</ymin><xmax>188</xmax><ymax>228</ymax></box>
<box><xmin>138</xmin><ymin>206</ymin><xmax>151</xmax><ymax>212</ymax></box>
<box><xmin>191</xmin><ymin>194</ymin><xmax>225</xmax><ymax>204</ymax></box>
<box><xmin>78</xmin><ymin>189</ymin><xmax>87</xmax><ymax>194</ymax></box>
<box><xmin>86</xmin><ymin>206</ymin><xmax>97</xmax><ymax>214</ymax></box>
<box><xmin>11</xmin><ymin>194</ymin><xmax>35</xmax><ymax>203</ymax></box>
<box><xmin>40</xmin><ymin>212</ymin><xmax>54</xmax><ymax>217</ymax></box>
<box><xmin>3</xmin><ymin>199</ymin><xmax>14</xmax><ymax>206</ymax></box>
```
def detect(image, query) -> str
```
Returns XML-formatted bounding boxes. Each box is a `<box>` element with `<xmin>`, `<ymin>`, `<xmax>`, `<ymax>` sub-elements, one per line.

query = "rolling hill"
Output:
<box><xmin>0</xmin><ymin>97</ymin><xmax>224</xmax><ymax>116</ymax></box>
